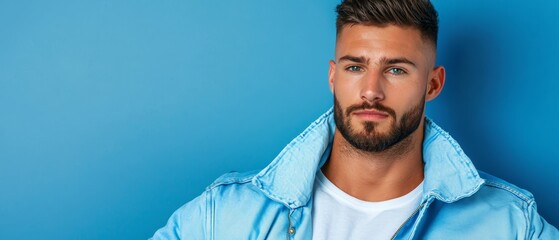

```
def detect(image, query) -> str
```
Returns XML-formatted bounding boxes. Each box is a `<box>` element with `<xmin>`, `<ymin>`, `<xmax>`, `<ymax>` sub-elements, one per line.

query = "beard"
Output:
<box><xmin>333</xmin><ymin>94</ymin><xmax>425</xmax><ymax>153</ymax></box>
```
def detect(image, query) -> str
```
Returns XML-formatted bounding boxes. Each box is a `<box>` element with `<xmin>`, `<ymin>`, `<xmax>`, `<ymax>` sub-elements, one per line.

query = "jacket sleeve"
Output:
<box><xmin>150</xmin><ymin>193</ymin><xmax>208</xmax><ymax>240</ymax></box>
<box><xmin>526</xmin><ymin>201</ymin><xmax>559</xmax><ymax>240</ymax></box>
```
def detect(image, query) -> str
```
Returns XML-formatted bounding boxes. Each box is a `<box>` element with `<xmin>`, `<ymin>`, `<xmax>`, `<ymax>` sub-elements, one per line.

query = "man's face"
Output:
<box><xmin>329</xmin><ymin>24</ymin><xmax>442</xmax><ymax>152</ymax></box>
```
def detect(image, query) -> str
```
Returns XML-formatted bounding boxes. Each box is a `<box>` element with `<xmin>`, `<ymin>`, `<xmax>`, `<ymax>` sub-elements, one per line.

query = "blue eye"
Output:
<box><xmin>346</xmin><ymin>66</ymin><xmax>363</xmax><ymax>72</ymax></box>
<box><xmin>387</xmin><ymin>68</ymin><xmax>406</xmax><ymax>75</ymax></box>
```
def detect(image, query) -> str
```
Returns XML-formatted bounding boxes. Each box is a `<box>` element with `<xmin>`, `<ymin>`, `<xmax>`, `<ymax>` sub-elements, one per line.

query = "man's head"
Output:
<box><xmin>329</xmin><ymin>0</ymin><xmax>445</xmax><ymax>153</ymax></box>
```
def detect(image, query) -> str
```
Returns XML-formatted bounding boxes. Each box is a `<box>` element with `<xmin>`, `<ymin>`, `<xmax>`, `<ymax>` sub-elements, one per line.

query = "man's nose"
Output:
<box><xmin>360</xmin><ymin>72</ymin><xmax>385</xmax><ymax>103</ymax></box>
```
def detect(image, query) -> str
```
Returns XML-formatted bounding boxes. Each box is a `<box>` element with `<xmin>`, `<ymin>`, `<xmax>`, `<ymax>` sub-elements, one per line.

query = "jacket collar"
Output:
<box><xmin>252</xmin><ymin>108</ymin><xmax>484</xmax><ymax>208</ymax></box>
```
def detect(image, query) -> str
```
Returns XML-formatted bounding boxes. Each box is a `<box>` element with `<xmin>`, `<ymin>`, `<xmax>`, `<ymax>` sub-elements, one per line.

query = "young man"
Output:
<box><xmin>152</xmin><ymin>0</ymin><xmax>558</xmax><ymax>239</ymax></box>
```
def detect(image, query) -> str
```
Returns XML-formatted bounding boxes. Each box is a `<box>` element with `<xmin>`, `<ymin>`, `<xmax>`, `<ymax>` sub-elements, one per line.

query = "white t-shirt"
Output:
<box><xmin>311</xmin><ymin>171</ymin><xmax>423</xmax><ymax>240</ymax></box>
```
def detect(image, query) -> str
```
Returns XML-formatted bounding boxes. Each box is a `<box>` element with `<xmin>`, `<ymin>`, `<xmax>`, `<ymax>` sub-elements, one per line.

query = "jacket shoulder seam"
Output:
<box><xmin>206</xmin><ymin>172</ymin><xmax>256</xmax><ymax>190</ymax></box>
<box><xmin>482</xmin><ymin>180</ymin><xmax>534</xmax><ymax>204</ymax></box>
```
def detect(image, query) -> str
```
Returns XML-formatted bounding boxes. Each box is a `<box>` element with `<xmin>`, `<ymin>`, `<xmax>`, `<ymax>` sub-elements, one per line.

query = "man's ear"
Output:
<box><xmin>425</xmin><ymin>66</ymin><xmax>445</xmax><ymax>101</ymax></box>
<box><xmin>328</xmin><ymin>60</ymin><xmax>336</xmax><ymax>93</ymax></box>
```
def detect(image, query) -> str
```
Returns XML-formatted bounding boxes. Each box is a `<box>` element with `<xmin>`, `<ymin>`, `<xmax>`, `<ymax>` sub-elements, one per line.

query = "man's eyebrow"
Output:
<box><xmin>338</xmin><ymin>55</ymin><xmax>417</xmax><ymax>68</ymax></box>
<box><xmin>338</xmin><ymin>55</ymin><xmax>369</xmax><ymax>64</ymax></box>
<box><xmin>381</xmin><ymin>57</ymin><xmax>417</xmax><ymax>68</ymax></box>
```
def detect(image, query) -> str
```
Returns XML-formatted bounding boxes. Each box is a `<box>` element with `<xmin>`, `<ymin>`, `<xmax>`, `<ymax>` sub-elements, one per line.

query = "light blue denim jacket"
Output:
<box><xmin>152</xmin><ymin>108</ymin><xmax>558</xmax><ymax>239</ymax></box>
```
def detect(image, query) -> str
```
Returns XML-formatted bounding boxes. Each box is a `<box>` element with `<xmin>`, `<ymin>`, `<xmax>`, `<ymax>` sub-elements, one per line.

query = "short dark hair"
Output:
<box><xmin>336</xmin><ymin>0</ymin><xmax>439</xmax><ymax>46</ymax></box>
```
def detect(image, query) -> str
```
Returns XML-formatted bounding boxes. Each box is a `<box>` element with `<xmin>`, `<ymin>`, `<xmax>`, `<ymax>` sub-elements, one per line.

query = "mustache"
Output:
<box><xmin>345</xmin><ymin>101</ymin><xmax>396</xmax><ymax>119</ymax></box>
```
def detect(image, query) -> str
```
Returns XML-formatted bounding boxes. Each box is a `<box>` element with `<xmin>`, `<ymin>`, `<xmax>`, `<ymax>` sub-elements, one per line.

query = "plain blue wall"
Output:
<box><xmin>0</xmin><ymin>0</ymin><xmax>557</xmax><ymax>239</ymax></box>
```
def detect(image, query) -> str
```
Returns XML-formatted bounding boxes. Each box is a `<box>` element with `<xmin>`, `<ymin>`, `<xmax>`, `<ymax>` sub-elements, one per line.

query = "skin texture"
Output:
<box><xmin>323</xmin><ymin>24</ymin><xmax>446</xmax><ymax>201</ymax></box>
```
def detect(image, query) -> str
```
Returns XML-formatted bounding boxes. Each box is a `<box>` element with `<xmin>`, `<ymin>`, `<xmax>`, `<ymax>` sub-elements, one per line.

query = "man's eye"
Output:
<box><xmin>387</xmin><ymin>68</ymin><xmax>406</xmax><ymax>75</ymax></box>
<box><xmin>346</xmin><ymin>66</ymin><xmax>363</xmax><ymax>72</ymax></box>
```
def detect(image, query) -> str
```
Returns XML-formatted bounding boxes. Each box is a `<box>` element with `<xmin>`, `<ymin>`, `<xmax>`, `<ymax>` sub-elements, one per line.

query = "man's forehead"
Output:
<box><xmin>337</xmin><ymin>24</ymin><xmax>434</xmax><ymax>46</ymax></box>
<box><xmin>337</xmin><ymin>24</ymin><xmax>424</xmax><ymax>47</ymax></box>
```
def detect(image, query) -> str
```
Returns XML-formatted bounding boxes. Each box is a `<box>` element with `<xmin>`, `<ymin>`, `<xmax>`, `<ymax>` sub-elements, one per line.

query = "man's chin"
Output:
<box><xmin>351</xmin><ymin>121</ymin><xmax>390</xmax><ymax>132</ymax></box>
<box><xmin>351</xmin><ymin>127</ymin><xmax>391</xmax><ymax>137</ymax></box>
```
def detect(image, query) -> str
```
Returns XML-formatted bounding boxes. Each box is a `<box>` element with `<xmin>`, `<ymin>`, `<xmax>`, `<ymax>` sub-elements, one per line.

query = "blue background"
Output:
<box><xmin>1</xmin><ymin>0</ymin><xmax>557</xmax><ymax>239</ymax></box>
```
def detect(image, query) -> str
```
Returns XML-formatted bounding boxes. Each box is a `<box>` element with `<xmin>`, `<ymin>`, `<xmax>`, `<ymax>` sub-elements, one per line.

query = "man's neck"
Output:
<box><xmin>321</xmin><ymin>124</ymin><xmax>425</xmax><ymax>202</ymax></box>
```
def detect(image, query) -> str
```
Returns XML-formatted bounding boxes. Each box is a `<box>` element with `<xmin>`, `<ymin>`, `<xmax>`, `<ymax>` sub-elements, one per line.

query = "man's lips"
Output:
<box><xmin>352</xmin><ymin>109</ymin><xmax>390</xmax><ymax>120</ymax></box>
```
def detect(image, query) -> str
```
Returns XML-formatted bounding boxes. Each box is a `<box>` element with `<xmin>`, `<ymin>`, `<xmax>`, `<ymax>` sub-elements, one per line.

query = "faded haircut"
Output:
<box><xmin>336</xmin><ymin>0</ymin><xmax>439</xmax><ymax>46</ymax></box>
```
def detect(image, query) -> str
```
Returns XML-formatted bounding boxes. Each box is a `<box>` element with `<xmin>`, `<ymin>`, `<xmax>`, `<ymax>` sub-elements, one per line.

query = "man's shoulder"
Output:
<box><xmin>426</xmin><ymin>171</ymin><xmax>559</xmax><ymax>238</ymax></box>
<box><xmin>206</xmin><ymin>169</ymin><xmax>260</xmax><ymax>191</ymax></box>
<box><xmin>445</xmin><ymin>170</ymin><xmax>538</xmax><ymax>223</ymax></box>
<box><xmin>477</xmin><ymin>170</ymin><xmax>535</xmax><ymax>205</ymax></box>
